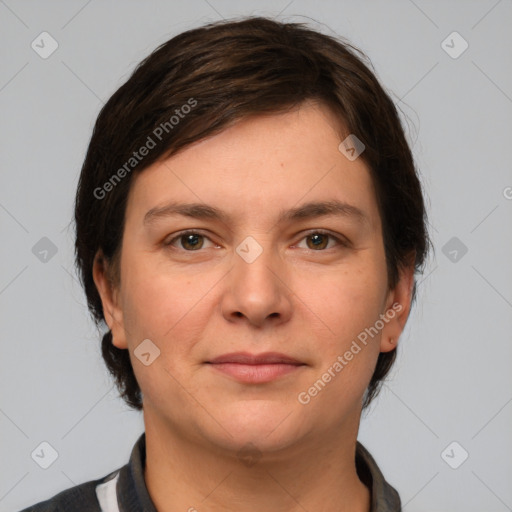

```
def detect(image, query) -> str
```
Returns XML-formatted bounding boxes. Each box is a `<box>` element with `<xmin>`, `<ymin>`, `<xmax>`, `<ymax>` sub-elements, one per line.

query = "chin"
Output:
<box><xmin>203</xmin><ymin>399</ymin><xmax>304</xmax><ymax>454</ymax></box>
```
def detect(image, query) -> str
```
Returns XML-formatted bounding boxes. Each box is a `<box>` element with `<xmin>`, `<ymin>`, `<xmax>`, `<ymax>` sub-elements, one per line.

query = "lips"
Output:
<box><xmin>208</xmin><ymin>352</ymin><xmax>302</xmax><ymax>365</ymax></box>
<box><xmin>206</xmin><ymin>352</ymin><xmax>305</xmax><ymax>383</ymax></box>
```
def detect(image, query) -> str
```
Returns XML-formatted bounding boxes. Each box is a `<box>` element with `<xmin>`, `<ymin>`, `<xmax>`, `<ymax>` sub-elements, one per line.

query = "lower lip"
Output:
<box><xmin>208</xmin><ymin>363</ymin><xmax>304</xmax><ymax>383</ymax></box>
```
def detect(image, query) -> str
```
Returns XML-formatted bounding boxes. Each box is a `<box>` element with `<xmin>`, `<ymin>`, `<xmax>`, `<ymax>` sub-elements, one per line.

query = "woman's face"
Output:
<box><xmin>96</xmin><ymin>101</ymin><xmax>413</xmax><ymax>455</ymax></box>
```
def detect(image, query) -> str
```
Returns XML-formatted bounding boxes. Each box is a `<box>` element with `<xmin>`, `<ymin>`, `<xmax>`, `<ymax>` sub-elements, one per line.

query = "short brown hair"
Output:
<box><xmin>75</xmin><ymin>16</ymin><xmax>430</xmax><ymax>411</ymax></box>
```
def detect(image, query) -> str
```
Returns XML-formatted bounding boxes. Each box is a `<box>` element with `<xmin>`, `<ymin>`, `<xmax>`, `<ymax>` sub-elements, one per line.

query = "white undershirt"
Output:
<box><xmin>95</xmin><ymin>471</ymin><xmax>121</xmax><ymax>512</ymax></box>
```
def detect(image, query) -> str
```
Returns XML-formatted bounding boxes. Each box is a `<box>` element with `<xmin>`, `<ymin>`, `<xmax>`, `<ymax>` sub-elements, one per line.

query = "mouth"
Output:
<box><xmin>206</xmin><ymin>352</ymin><xmax>306</xmax><ymax>384</ymax></box>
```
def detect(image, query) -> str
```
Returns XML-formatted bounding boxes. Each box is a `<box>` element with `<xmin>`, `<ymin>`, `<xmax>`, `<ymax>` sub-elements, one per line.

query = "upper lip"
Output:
<box><xmin>207</xmin><ymin>352</ymin><xmax>303</xmax><ymax>365</ymax></box>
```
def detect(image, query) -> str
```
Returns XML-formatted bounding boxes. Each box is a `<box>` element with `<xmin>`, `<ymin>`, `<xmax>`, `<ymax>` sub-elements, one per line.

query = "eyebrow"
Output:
<box><xmin>143</xmin><ymin>200</ymin><xmax>369</xmax><ymax>227</ymax></box>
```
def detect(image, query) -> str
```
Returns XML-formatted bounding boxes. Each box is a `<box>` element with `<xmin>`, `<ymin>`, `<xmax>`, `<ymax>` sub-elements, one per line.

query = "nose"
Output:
<box><xmin>220</xmin><ymin>239</ymin><xmax>293</xmax><ymax>328</ymax></box>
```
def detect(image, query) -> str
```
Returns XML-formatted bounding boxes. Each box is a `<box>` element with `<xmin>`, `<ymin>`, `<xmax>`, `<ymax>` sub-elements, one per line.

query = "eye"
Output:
<box><xmin>164</xmin><ymin>229</ymin><xmax>348</xmax><ymax>252</ymax></box>
<box><xmin>295</xmin><ymin>230</ymin><xmax>347</xmax><ymax>251</ymax></box>
<box><xmin>165</xmin><ymin>230</ymin><xmax>217</xmax><ymax>251</ymax></box>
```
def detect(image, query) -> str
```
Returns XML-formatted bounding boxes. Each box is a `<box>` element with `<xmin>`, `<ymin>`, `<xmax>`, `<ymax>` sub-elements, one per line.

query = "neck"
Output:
<box><xmin>143</xmin><ymin>409</ymin><xmax>370</xmax><ymax>512</ymax></box>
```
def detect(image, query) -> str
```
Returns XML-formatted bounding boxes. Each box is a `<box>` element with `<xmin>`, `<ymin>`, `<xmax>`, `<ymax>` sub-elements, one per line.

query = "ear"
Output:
<box><xmin>92</xmin><ymin>251</ymin><xmax>128</xmax><ymax>350</ymax></box>
<box><xmin>379</xmin><ymin>254</ymin><xmax>416</xmax><ymax>353</ymax></box>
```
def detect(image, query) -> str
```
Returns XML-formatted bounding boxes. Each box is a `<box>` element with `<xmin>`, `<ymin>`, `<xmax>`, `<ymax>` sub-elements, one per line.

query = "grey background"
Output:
<box><xmin>1</xmin><ymin>1</ymin><xmax>511</xmax><ymax>511</ymax></box>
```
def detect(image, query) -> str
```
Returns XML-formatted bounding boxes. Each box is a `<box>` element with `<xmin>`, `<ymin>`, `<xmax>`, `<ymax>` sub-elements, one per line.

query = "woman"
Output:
<box><xmin>22</xmin><ymin>16</ymin><xmax>429</xmax><ymax>512</ymax></box>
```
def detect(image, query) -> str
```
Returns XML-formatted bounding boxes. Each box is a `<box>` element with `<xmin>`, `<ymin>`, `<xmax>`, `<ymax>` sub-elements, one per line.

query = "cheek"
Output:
<box><xmin>306</xmin><ymin>261</ymin><xmax>387</xmax><ymax>340</ymax></box>
<box><xmin>119</xmin><ymin>254</ymin><xmax>215</xmax><ymax>361</ymax></box>
<box><xmin>300</xmin><ymin>272</ymin><xmax>386</xmax><ymax>408</ymax></box>
<box><xmin>296</xmin><ymin>259</ymin><xmax>388</xmax><ymax>405</ymax></box>
<box><xmin>119</xmin><ymin>267</ymin><xmax>211</xmax><ymax>404</ymax></box>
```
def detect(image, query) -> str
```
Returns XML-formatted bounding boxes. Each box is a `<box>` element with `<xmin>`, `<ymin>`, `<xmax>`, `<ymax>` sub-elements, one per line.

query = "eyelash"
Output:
<box><xmin>164</xmin><ymin>229</ymin><xmax>349</xmax><ymax>252</ymax></box>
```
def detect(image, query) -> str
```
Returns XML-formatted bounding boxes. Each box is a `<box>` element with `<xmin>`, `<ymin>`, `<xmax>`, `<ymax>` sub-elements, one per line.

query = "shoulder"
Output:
<box><xmin>16</xmin><ymin>470</ymin><xmax>119</xmax><ymax>512</ymax></box>
<box><xmin>356</xmin><ymin>442</ymin><xmax>401</xmax><ymax>511</ymax></box>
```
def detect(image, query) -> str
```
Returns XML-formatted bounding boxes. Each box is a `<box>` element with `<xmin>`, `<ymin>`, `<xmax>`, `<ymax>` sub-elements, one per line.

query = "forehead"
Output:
<box><xmin>125</xmin><ymin>102</ymin><xmax>381</xmax><ymax>232</ymax></box>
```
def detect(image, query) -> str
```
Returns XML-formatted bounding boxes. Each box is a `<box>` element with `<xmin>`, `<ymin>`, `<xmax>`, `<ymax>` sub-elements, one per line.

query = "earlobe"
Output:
<box><xmin>380</xmin><ymin>259</ymin><xmax>415</xmax><ymax>353</ymax></box>
<box><xmin>92</xmin><ymin>251</ymin><xmax>128</xmax><ymax>349</ymax></box>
